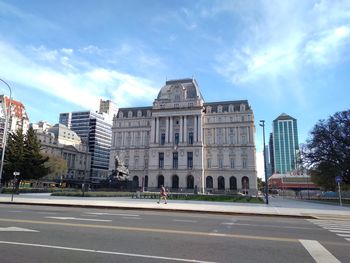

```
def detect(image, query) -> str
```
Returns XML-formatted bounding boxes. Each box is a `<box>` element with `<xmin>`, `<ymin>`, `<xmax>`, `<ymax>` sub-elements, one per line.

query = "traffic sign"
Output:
<box><xmin>335</xmin><ymin>176</ymin><xmax>342</xmax><ymax>184</ymax></box>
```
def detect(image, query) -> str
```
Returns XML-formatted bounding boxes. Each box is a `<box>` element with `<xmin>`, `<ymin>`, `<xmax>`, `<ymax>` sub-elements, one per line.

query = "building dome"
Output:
<box><xmin>156</xmin><ymin>78</ymin><xmax>204</xmax><ymax>102</ymax></box>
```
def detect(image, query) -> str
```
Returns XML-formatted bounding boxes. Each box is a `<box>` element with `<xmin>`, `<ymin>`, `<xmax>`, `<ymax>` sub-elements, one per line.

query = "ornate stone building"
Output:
<box><xmin>110</xmin><ymin>79</ymin><xmax>257</xmax><ymax>194</ymax></box>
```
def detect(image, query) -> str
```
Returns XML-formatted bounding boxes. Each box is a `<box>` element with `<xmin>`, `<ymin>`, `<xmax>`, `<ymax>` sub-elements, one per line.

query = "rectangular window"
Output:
<box><xmin>219</xmin><ymin>159</ymin><xmax>223</xmax><ymax>169</ymax></box>
<box><xmin>242</xmin><ymin>158</ymin><xmax>247</xmax><ymax>168</ymax></box>
<box><xmin>187</xmin><ymin>152</ymin><xmax>193</xmax><ymax>169</ymax></box>
<box><xmin>160</xmin><ymin>133</ymin><xmax>165</xmax><ymax>145</ymax></box>
<box><xmin>207</xmin><ymin>158</ymin><xmax>211</xmax><ymax>168</ymax></box>
<box><xmin>174</xmin><ymin>133</ymin><xmax>179</xmax><ymax>145</ymax></box>
<box><xmin>173</xmin><ymin>152</ymin><xmax>178</xmax><ymax>169</ymax></box>
<box><xmin>230</xmin><ymin>159</ymin><xmax>235</xmax><ymax>168</ymax></box>
<box><xmin>188</xmin><ymin>132</ymin><xmax>193</xmax><ymax>144</ymax></box>
<box><xmin>159</xmin><ymin>152</ymin><xmax>164</xmax><ymax>169</ymax></box>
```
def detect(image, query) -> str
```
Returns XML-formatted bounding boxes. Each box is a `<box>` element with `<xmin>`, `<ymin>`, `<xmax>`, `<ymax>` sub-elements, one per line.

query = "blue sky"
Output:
<box><xmin>1</xmin><ymin>0</ymin><xmax>350</xmax><ymax>178</ymax></box>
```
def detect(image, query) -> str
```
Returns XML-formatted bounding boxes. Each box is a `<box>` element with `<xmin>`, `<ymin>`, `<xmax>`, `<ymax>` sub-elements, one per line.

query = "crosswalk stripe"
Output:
<box><xmin>336</xmin><ymin>234</ymin><xmax>350</xmax><ymax>237</ymax></box>
<box><xmin>307</xmin><ymin>219</ymin><xmax>350</xmax><ymax>243</ymax></box>
<box><xmin>299</xmin><ymin>240</ymin><xmax>341</xmax><ymax>263</ymax></box>
<box><xmin>329</xmin><ymin>230</ymin><xmax>350</xmax><ymax>234</ymax></box>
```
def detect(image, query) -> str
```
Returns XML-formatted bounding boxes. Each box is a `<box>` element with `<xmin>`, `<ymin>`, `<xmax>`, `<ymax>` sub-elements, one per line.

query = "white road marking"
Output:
<box><xmin>8</xmin><ymin>210</ymin><xmax>22</xmax><ymax>213</ymax></box>
<box><xmin>0</xmin><ymin>240</ymin><xmax>217</xmax><ymax>263</ymax></box>
<box><xmin>37</xmin><ymin>212</ymin><xmax>57</xmax><ymax>215</ymax></box>
<box><xmin>45</xmin><ymin>217</ymin><xmax>112</xmax><ymax>222</ymax></box>
<box><xmin>85</xmin><ymin>212</ymin><xmax>139</xmax><ymax>217</ymax></box>
<box><xmin>336</xmin><ymin>233</ymin><xmax>350</xmax><ymax>237</ymax></box>
<box><xmin>122</xmin><ymin>217</ymin><xmax>142</xmax><ymax>220</ymax></box>
<box><xmin>0</xmin><ymin>227</ymin><xmax>39</xmax><ymax>232</ymax></box>
<box><xmin>173</xmin><ymin>219</ymin><xmax>197</xmax><ymax>223</ymax></box>
<box><xmin>221</xmin><ymin>222</ymin><xmax>235</xmax><ymax>225</ymax></box>
<box><xmin>346</xmin><ymin>238</ymin><xmax>350</xmax><ymax>242</ymax></box>
<box><xmin>329</xmin><ymin>230</ymin><xmax>350</xmax><ymax>234</ymax></box>
<box><xmin>299</xmin><ymin>239</ymin><xmax>341</xmax><ymax>263</ymax></box>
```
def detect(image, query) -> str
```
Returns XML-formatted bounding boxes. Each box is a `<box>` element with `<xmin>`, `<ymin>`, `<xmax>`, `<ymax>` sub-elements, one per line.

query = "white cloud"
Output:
<box><xmin>213</xmin><ymin>0</ymin><xmax>350</xmax><ymax>85</ymax></box>
<box><xmin>0</xmin><ymin>41</ymin><xmax>159</xmax><ymax>111</ymax></box>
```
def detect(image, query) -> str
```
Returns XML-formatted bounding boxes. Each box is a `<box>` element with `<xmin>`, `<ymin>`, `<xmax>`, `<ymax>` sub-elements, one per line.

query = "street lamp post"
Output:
<box><xmin>259</xmin><ymin>120</ymin><xmax>269</xmax><ymax>205</ymax></box>
<box><xmin>0</xmin><ymin>78</ymin><xmax>12</xmax><ymax>190</ymax></box>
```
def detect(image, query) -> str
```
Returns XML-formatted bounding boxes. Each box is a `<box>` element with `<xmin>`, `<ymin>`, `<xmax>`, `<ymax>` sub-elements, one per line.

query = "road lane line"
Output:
<box><xmin>346</xmin><ymin>238</ymin><xmax>350</xmax><ymax>242</ymax></box>
<box><xmin>0</xmin><ymin>227</ymin><xmax>39</xmax><ymax>232</ymax></box>
<box><xmin>37</xmin><ymin>212</ymin><xmax>57</xmax><ymax>215</ymax></box>
<box><xmin>8</xmin><ymin>210</ymin><xmax>22</xmax><ymax>213</ymax></box>
<box><xmin>299</xmin><ymin>239</ymin><xmax>341</xmax><ymax>263</ymax></box>
<box><xmin>45</xmin><ymin>217</ymin><xmax>112</xmax><ymax>222</ymax></box>
<box><xmin>173</xmin><ymin>219</ymin><xmax>198</xmax><ymax>223</ymax></box>
<box><xmin>85</xmin><ymin>212</ymin><xmax>139</xmax><ymax>217</ymax></box>
<box><xmin>122</xmin><ymin>217</ymin><xmax>142</xmax><ymax>220</ymax></box>
<box><xmin>0</xmin><ymin>240</ymin><xmax>217</xmax><ymax>263</ymax></box>
<box><xmin>0</xmin><ymin>218</ymin><xmax>300</xmax><ymax>243</ymax></box>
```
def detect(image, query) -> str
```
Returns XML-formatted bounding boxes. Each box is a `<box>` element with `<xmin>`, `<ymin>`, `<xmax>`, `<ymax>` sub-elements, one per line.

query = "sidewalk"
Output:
<box><xmin>1</xmin><ymin>194</ymin><xmax>350</xmax><ymax>219</ymax></box>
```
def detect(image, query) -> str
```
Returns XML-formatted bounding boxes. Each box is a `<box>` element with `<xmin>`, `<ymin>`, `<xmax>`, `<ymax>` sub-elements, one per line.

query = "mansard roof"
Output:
<box><xmin>117</xmin><ymin>106</ymin><xmax>152</xmax><ymax>118</ymax></box>
<box><xmin>156</xmin><ymin>78</ymin><xmax>204</xmax><ymax>102</ymax></box>
<box><xmin>204</xmin><ymin>100</ymin><xmax>251</xmax><ymax>112</ymax></box>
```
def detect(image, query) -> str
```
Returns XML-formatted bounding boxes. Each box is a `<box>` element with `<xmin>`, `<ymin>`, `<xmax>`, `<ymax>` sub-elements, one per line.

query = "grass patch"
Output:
<box><xmin>1</xmin><ymin>188</ymin><xmax>76</xmax><ymax>194</ymax></box>
<box><xmin>51</xmin><ymin>191</ymin><xmax>264</xmax><ymax>203</ymax></box>
<box><xmin>52</xmin><ymin>191</ymin><xmax>133</xmax><ymax>197</ymax></box>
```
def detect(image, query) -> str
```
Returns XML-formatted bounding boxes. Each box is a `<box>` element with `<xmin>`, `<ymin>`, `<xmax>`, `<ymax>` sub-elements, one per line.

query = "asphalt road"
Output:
<box><xmin>0</xmin><ymin>204</ymin><xmax>349</xmax><ymax>263</ymax></box>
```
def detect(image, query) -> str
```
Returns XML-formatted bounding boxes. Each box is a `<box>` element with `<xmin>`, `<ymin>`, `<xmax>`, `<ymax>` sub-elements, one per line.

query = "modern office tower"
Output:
<box><xmin>0</xmin><ymin>95</ymin><xmax>30</xmax><ymax>148</ymax></box>
<box><xmin>99</xmin><ymin>99</ymin><xmax>118</xmax><ymax>123</ymax></box>
<box><xmin>59</xmin><ymin>105</ymin><xmax>113</xmax><ymax>181</ymax></box>
<box><xmin>271</xmin><ymin>113</ymin><xmax>299</xmax><ymax>174</ymax></box>
<box><xmin>265</xmin><ymin>145</ymin><xmax>273</xmax><ymax>179</ymax></box>
<box><xmin>110</xmin><ymin>78</ymin><xmax>257</xmax><ymax>194</ymax></box>
<box><xmin>268</xmin><ymin>133</ymin><xmax>274</xmax><ymax>175</ymax></box>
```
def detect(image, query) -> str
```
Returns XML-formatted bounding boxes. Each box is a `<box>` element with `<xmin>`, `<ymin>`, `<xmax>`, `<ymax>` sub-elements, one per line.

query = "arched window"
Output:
<box><xmin>158</xmin><ymin>175</ymin><xmax>164</xmax><ymax>188</ymax></box>
<box><xmin>206</xmin><ymin>176</ymin><xmax>213</xmax><ymax>188</ymax></box>
<box><xmin>230</xmin><ymin>176</ymin><xmax>237</xmax><ymax>190</ymax></box>
<box><xmin>187</xmin><ymin>175</ymin><xmax>194</xmax><ymax>189</ymax></box>
<box><xmin>218</xmin><ymin>176</ymin><xmax>225</xmax><ymax>190</ymax></box>
<box><xmin>133</xmin><ymin>176</ymin><xmax>139</xmax><ymax>188</ymax></box>
<box><xmin>172</xmin><ymin>175</ymin><xmax>179</xmax><ymax>189</ymax></box>
<box><xmin>242</xmin><ymin>176</ymin><xmax>249</xmax><ymax>189</ymax></box>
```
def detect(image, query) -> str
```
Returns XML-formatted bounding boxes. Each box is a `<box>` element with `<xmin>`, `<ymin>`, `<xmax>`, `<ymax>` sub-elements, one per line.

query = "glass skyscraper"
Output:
<box><xmin>59</xmin><ymin>111</ymin><xmax>112</xmax><ymax>180</ymax></box>
<box><xmin>271</xmin><ymin>113</ymin><xmax>299</xmax><ymax>174</ymax></box>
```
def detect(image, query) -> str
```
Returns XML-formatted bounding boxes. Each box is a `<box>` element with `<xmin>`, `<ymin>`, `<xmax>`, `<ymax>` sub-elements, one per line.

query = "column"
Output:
<box><xmin>194</xmin><ymin>115</ymin><xmax>197</xmax><ymax>143</ymax></box>
<box><xmin>179</xmin><ymin>116</ymin><xmax>183</xmax><ymax>142</ymax></box>
<box><xmin>150</xmin><ymin>118</ymin><xmax>156</xmax><ymax>143</ymax></box>
<box><xmin>165</xmin><ymin>117</ymin><xmax>169</xmax><ymax>143</ymax></box>
<box><xmin>184</xmin><ymin>115</ymin><xmax>187</xmax><ymax>143</ymax></box>
<box><xmin>155</xmin><ymin>117</ymin><xmax>159</xmax><ymax>143</ymax></box>
<box><xmin>169</xmin><ymin>117</ymin><xmax>173</xmax><ymax>143</ymax></box>
<box><xmin>198</xmin><ymin>115</ymin><xmax>202</xmax><ymax>142</ymax></box>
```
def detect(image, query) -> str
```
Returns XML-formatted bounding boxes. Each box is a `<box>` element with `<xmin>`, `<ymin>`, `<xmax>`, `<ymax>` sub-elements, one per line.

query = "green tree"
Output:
<box><xmin>3</xmin><ymin>129</ymin><xmax>25</xmax><ymax>185</ymax></box>
<box><xmin>42</xmin><ymin>153</ymin><xmax>68</xmax><ymax>180</ymax></box>
<box><xmin>24</xmin><ymin>127</ymin><xmax>49</xmax><ymax>181</ymax></box>
<box><xmin>302</xmin><ymin>110</ymin><xmax>350</xmax><ymax>190</ymax></box>
<box><xmin>3</xmin><ymin>127</ymin><xmax>49</xmax><ymax>189</ymax></box>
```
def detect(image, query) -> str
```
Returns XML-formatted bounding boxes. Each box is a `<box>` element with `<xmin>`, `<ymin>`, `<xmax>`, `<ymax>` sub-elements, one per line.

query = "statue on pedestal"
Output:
<box><xmin>111</xmin><ymin>156</ymin><xmax>129</xmax><ymax>181</ymax></box>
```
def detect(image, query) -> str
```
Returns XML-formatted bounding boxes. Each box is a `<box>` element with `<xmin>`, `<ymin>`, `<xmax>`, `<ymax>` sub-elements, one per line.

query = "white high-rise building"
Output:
<box><xmin>110</xmin><ymin>79</ymin><xmax>257</xmax><ymax>194</ymax></box>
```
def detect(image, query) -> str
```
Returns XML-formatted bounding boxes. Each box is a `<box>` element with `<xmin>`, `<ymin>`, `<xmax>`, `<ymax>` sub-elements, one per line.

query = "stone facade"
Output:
<box><xmin>110</xmin><ymin>79</ymin><xmax>257</xmax><ymax>194</ymax></box>
<box><xmin>34</xmin><ymin>123</ymin><xmax>91</xmax><ymax>184</ymax></box>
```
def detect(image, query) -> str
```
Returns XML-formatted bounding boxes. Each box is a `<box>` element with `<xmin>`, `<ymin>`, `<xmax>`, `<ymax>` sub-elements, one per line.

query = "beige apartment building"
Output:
<box><xmin>110</xmin><ymin>78</ymin><xmax>257</xmax><ymax>194</ymax></box>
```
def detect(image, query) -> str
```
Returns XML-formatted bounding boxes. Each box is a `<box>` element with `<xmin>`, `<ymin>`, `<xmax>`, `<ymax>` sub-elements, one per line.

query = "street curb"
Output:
<box><xmin>0</xmin><ymin>201</ymin><xmax>317</xmax><ymax>219</ymax></box>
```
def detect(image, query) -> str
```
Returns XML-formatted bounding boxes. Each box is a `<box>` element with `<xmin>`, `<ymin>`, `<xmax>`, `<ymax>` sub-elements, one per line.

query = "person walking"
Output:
<box><xmin>157</xmin><ymin>185</ymin><xmax>167</xmax><ymax>204</ymax></box>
